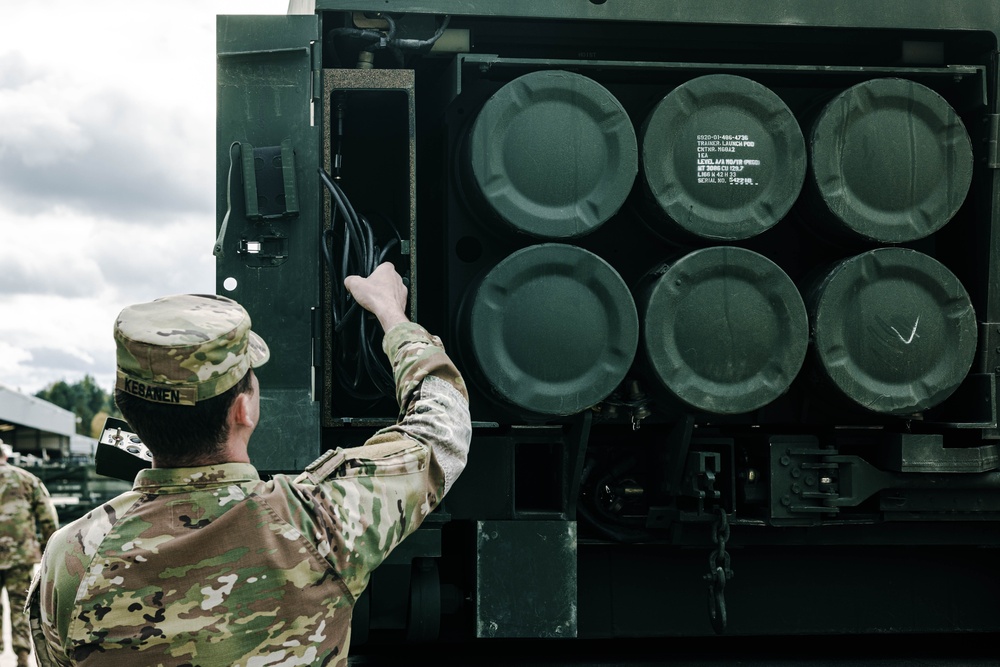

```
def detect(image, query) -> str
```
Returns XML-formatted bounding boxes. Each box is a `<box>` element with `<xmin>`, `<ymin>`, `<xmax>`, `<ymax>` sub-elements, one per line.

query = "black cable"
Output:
<box><xmin>213</xmin><ymin>142</ymin><xmax>241</xmax><ymax>258</ymax></box>
<box><xmin>319</xmin><ymin>168</ymin><xmax>401</xmax><ymax>401</ymax></box>
<box><xmin>325</xmin><ymin>14</ymin><xmax>451</xmax><ymax>68</ymax></box>
<box><xmin>361</xmin><ymin>14</ymin><xmax>397</xmax><ymax>52</ymax></box>
<box><xmin>392</xmin><ymin>15</ymin><xmax>450</xmax><ymax>51</ymax></box>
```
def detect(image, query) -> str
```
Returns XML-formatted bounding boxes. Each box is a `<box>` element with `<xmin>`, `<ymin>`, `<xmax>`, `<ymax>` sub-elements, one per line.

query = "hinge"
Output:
<box><xmin>979</xmin><ymin>322</ymin><xmax>1000</xmax><ymax>373</ymax></box>
<box><xmin>988</xmin><ymin>114</ymin><xmax>999</xmax><ymax>169</ymax></box>
<box><xmin>311</xmin><ymin>306</ymin><xmax>322</xmax><ymax>402</ymax></box>
<box><xmin>311</xmin><ymin>41</ymin><xmax>322</xmax><ymax>102</ymax></box>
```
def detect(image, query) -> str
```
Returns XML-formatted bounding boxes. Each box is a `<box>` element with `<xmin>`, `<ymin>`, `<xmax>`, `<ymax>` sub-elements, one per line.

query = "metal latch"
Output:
<box><xmin>237</xmin><ymin>234</ymin><xmax>288</xmax><ymax>267</ymax></box>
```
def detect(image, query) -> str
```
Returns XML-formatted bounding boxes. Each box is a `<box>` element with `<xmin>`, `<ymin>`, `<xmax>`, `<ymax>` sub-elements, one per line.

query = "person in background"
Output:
<box><xmin>0</xmin><ymin>439</ymin><xmax>58</xmax><ymax>667</ymax></box>
<box><xmin>28</xmin><ymin>262</ymin><xmax>471</xmax><ymax>666</ymax></box>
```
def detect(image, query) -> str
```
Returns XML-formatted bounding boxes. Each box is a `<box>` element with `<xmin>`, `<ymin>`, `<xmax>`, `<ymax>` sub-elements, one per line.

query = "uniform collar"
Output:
<box><xmin>133</xmin><ymin>462</ymin><xmax>261</xmax><ymax>492</ymax></box>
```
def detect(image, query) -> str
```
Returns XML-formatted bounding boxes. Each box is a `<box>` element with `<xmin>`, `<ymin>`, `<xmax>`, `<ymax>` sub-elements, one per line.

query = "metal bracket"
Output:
<box><xmin>564</xmin><ymin>409</ymin><xmax>593</xmax><ymax>520</ymax></box>
<box><xmin>237</xmin><ymin>234</ymin><xmax>289</xmax><ymax>267</ymax></box>
<box><xmin>682</xmin><ymin>451</ymin><xmax>722</xmax><ymax>514</ymax></box>
<box><xmin>240</xmin><ymin>140</ymin><xmax>300</xmax><ymax>221</ymax></box>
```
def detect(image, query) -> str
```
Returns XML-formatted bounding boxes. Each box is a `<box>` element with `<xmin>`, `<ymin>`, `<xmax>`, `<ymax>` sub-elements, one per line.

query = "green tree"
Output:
<box><xmin>36</xmin><ymin>376</ymin><xmax>121</xmax><ymax>437</ymax></box>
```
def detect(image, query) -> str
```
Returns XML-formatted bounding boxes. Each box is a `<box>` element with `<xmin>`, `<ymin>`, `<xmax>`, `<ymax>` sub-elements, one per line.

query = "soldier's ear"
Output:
<box><xmin>229</xmin><ymin>392</ymin><xmax>254</xmax><ymax>429</ymax></box>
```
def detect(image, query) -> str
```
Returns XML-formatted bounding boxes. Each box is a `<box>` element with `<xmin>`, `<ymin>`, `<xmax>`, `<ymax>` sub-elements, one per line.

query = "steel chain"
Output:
<box><xmin>704</xmin><ymin>507</ymin><xmax>733</xmax><ymax>634</ymax></box>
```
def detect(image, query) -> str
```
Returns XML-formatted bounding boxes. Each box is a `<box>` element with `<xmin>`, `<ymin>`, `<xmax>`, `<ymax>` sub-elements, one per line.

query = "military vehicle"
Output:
<box><xmin>215</xmin><ymin>0</ymin><xmax>1000</xmax><ymax>657</ymax></box>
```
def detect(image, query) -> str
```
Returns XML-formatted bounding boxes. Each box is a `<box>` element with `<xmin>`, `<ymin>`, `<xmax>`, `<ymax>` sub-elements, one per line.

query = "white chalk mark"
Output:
<box><xmin>890</xmin><ymin>316</ymin><xmax>920</xmax><ymax>345</ymax></box>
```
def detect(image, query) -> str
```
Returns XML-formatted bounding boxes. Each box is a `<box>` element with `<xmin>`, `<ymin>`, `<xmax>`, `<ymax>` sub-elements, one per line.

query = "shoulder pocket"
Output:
<box><xmin>337</xmin><ymin>440</ymin><xmax>429</xmax><ymax>479</ymax></box>
<box><xmin>302</xmin><ymin>448</ymin><xmax>346</xmax><ymax>483</ymax></box>
<box><xmin>303</xmin><ymin>440</ymin><xmax>429</xmax><ymax>482</ymax></box>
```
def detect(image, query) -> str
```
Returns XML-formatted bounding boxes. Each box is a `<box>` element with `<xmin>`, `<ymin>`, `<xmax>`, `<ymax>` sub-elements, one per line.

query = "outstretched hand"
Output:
<box><xmin>344</xmin><ymin>262</ymin><xmax>410</xmax><ymax>332</ymax></box>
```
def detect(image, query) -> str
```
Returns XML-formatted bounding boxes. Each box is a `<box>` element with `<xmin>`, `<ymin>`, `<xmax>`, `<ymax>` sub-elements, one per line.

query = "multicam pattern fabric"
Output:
<box><xmin>383</xmin><ymin>322</ymin><xmax>469</xmax><ymax>415</ymax></box>
<box><xmin>3</xmin><ymin>565</ymin><xmax>35</xmax><ymax>660</ymax></box>
<box><xmin>0</xmin><ymin>463</ymin><xmax>58</xmax><ymax>661</ymax></box>
<box><xmin>30</xmin><ymin>322</ymin><xmax>471</xmax><ymax>666</ymax></box>
<box><xmin>0</xmin><ymin>463</ymin><xmax>59</xmax><ymax>570</ymax></box>
<box><xmin>114</xmin><ymin>294</ymin><xmax>270</xmax><ymax>406</ymax></box>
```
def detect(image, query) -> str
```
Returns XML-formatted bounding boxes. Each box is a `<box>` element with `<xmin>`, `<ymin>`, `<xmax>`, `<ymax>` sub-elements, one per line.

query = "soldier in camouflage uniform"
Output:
<box><xmin>0</xmin><ymin>440</ymin><xmax>58</xmax><ymax>667</ymax></box>
<box><xmin>28</xmin><ymin>262</ymin><xmax>472</xmax><ymax>666</ymax></box>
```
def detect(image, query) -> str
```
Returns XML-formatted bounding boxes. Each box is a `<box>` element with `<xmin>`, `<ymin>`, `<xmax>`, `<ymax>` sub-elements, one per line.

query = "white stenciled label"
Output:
<box><xmin>695</xmin><ymin>134</ymin><xmax>760</xmax><ymax>186</ymax></box>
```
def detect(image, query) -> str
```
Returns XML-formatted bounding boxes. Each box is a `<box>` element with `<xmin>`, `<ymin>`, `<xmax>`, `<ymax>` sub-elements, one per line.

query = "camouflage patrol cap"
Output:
<box><xmin>114</xmin><ymin>294</ymin><xmax>269</xmax><ymax>406</ymax></box>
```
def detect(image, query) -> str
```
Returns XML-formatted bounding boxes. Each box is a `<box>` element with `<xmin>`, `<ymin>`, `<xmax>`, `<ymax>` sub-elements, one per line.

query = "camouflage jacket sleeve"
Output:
<box><xmin>377</xmin><ymin>321</ymin><xmax>471</xmax><ymax>494</ymax></box>
<box><xmin>382</xmin><ymin>321</ymin><xmax>469</xmax><ymax>414</ymax></box>
<box><xmin>295</xmin><ymin>321</ymin><xmax>471</xmax><ymax>599</ymax></box>
<box><xmin>32</xmin><ymin>475</ymin><xmax>59</xmax><ymax>545</ymax></box>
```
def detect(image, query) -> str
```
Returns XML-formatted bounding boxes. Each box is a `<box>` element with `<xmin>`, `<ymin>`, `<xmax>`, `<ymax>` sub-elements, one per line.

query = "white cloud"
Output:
<box><xmin>0</xmin><ymin>83</ymin><xmax>212</xmax><ymax>219</ymax></box>
<box><xmin>0</xmin><ymin>341</ymin><xmax>33</xmax><ymax>392</ymax></box>
<box><xmin>0</xmin><ymin>292</ymin><xmax>118</xmax><ymax>394</ymax></box>
<box><xmin>0</xmin><ymin>0</ymin><xmax>289</xmax><ymax>395</ymax></box>
<box><xmin>0</xmin><ymin>209</ymin><xmax>106</xmax><ymax>296</ymax></box>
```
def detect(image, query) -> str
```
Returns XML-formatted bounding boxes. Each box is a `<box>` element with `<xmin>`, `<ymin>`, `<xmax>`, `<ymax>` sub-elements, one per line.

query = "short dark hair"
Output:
<box><xmin>115</xmin><ymin>370</ymin><xmax>255</xmax><ymax>467</ymax></box>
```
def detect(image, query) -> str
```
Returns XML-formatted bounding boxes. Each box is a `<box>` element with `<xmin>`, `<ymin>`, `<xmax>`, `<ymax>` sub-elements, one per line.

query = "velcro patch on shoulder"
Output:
<box><xmin>303</xmin><ymin>448</ymin><xmax>347</xmax><ymax>482</ymax></box>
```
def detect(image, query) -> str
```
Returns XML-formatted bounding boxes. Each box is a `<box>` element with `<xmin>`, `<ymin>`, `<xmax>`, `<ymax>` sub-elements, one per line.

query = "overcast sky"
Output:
<box><xmin>0</xmin><ymin>0</ymin><xmax>289</xmax><ymax>396</ymax></box>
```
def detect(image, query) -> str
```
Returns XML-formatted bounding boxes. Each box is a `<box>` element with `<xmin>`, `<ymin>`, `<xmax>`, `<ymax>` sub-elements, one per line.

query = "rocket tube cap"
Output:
<box><xmin>468</xmin><ymin>244</ymin><xmax>638</xmax><ymax>416</ymax></box>
<box><xmin>641</xmin><ymin>74</ymin><xmax>806</xmax><ymax>240</ymax></box>
<box><xmin>810</xmin><ymin>248</ymin><xmax>977</xmax><ymax>415</ymax></box>
<box><xmin>642</xmin><ymin>246</ymin><xmax>808</xmax><ymax>413</ymax></box>
<box><xmin>810</xmin><ymin>78</ymin><xmax>973</xmax><ymax>243</ymax></box>
<box><xmin>467</xmin><ymin>70</ymin><xmax>638</xmax><ymax>239</ymax></box>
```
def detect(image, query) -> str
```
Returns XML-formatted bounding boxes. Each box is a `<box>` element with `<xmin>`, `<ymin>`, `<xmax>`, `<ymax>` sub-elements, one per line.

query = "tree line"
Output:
<box><xmin>35</xmin><ymin>375</ymin><xmax>122</xmax><ymax>439</ymax></box>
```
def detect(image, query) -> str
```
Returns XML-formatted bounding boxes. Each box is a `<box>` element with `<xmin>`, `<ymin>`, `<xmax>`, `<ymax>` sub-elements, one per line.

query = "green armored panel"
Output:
<box><xmin>217</xmin><ymin>15</ymin><xmax>321</xmax><ymax>471</ymax></box>
<box><xmin>807</xmin><ymin>248</ymin><xmax>978</xmax><ymax>416</ymax></box>
<box><xmin>476</xmin><ymin>521</ymin><xmax>577</xmax><ymax>638</ymax></box>
<box><xmin>467</xmin><ymin>70</ymin><xmax>637</xmax><ymax>239</ymax></box>
<box><xmin>640</xmin><ymin>246</ymin><xmax>808</xmax><ymax>414</ymax></box>
<box><xmin>809</xmin><ymin>78</ymin><xmax>974</xmax><ymax>244</ymax></box>
<box><xmin>640</xmin><ymin>74</ymin><xmax>806</xmax><ymax>241</ymax></box>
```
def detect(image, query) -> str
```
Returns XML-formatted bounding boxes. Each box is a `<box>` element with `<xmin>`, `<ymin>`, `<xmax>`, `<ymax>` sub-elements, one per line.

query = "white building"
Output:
<box><xmin>0</xmin><ymin>385</ymin><xmax>79</xmax><ymax>459</ymax></box>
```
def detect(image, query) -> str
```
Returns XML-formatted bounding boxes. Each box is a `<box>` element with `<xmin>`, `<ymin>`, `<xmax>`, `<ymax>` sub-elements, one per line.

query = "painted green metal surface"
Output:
<box><xmin>220</xmin><ymin>0</ymin><xmax>1000</xmax><ymax>648</ymax></box>
<box><xmin>475</xmin><ymin>521</ymin><xmax>577</xmax><ymax>638</ymax></box>
<box><xmin>467</xmin><ymin>69</ymin><xmax>637</xmax><ymax>239</ymax></box>
<box><xmin>641</xmin><ymin>247</ymin><xmax>808</xmax><ymax>414</ymax></box>
<box><xmin>640</xmin><ymin>73</ymin><xmax>806</xmax><ymax>241</ymax></box>
<box><xmin>806</xmin><ymin>248</ymin><xmax>978</xmax><ymax>416</ymax></box>
<box><xmin>315</xmin><ymin>0</ymin><xmax>1000</xmax><ymax>35</ymax></box>
<box><xmin>217</xmin><ymin>15</ymin><xmax>322</xmax><ymax>471</ymax></box>
<box><xmin>809</xmin><ymin>78</ymin><xmax>974</xmax><ymax>244</ymax></box>
<box><xmin>467</xmin><ymin>244</ymin><xmax>638</xmax><ymax>417</ymax></box>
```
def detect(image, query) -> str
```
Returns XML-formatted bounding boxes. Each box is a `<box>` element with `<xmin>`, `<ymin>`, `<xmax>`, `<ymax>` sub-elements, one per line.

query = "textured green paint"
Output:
<box><xmin>316</xmin><ymin>0</ymin><xmax>1000</xmax><ymax>36</ymax></box>
<box><xmin>217</xmin><ymin>15</ymin><xmax>321</xmax><ymax>470</ymax></box>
